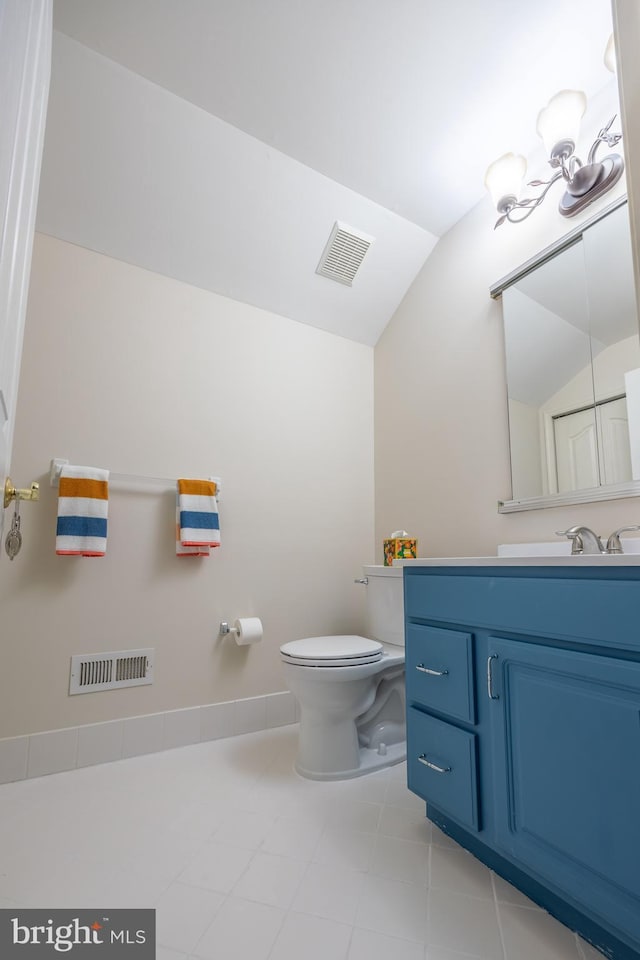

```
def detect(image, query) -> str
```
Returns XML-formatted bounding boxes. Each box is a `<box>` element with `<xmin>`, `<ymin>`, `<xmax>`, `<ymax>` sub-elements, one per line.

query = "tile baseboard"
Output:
<box><xmin>0</xmin><ymin>690</ymin><xmax>299</xmax><ymax>785</ymax></box>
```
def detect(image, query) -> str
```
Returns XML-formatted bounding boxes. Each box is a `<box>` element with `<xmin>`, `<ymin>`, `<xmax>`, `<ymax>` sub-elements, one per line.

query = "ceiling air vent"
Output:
<box><xmin>69</xmin><ymin>648</ymin><xmax>154</xmax><ymax>695</ymax></box>
<box><xmin>316</xmin><ymin>221</ymin><xmax>375</xmax><ymax>286</ymax></box>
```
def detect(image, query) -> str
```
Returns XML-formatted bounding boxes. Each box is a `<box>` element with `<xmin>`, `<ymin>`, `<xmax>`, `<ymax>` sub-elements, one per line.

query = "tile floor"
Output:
<box><xmin>0</xmin><ymin>724</ymin><xmax>602</xmax><ymax>960</ymax></box>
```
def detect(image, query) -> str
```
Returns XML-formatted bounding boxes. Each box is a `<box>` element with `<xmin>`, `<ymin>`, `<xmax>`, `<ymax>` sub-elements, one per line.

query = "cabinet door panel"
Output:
<box><xmin>406</xmin><ymin>624</ymin><xmax>475</xmax><ymax>723</ymax></box>
<box><xmin>490</xmin><ymin>638</ymin><xmax>640</xmax><ymax>943</ymax></box>
<box><xmin>407</xmin><ymin>707</ymin><xmax>479</xmax><ymax>830</ymax></box>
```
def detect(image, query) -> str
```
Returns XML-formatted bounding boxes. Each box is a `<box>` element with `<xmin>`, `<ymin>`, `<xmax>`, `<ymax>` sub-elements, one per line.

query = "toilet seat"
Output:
<box><xmin>280</xmin><ymin>635</ymin><xmax>383</xmax><ymax>667</ymax></box>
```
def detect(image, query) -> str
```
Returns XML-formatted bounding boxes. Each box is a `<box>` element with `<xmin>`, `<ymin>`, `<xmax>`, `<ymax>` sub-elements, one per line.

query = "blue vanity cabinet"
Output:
<box><xmin>404</xmin><ymin>564</ymin><xmax>640</xmax><ymax>960</ymax></box>
<box><xmin>490</xmin><ymin>636</ymin><xmax>640</xmax><ymax>948</ymax></box>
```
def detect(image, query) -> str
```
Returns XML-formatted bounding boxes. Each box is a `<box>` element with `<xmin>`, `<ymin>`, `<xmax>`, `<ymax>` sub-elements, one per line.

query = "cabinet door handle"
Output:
<box><xmin>418</xmin><ymin>754</ymin><xmax>451</xmax><ymax>774</ymax></box>
<box><xmin>416</xmin><ymin>664</ymin><xmax>449</xmax><ymax>676</ymax></box>
<box><xmin>487</xmin><ymin>654</ymin><xmax>499</xmax><ymax>700</ymax></box>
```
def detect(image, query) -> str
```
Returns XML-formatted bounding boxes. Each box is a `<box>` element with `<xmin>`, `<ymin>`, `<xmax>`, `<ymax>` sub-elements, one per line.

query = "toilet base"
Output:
<box><xmin>294</xmin><ymin>739</ymin><xmax>406</xmax><ymax>781</ymax></box>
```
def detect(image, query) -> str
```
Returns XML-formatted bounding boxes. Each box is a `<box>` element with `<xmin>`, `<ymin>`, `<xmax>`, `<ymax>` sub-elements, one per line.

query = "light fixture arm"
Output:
<box><xmin>587</xmin><ymin>114</ymin><xmax>622</xmax><ymax>164</ymax></box>
<box><xmin>492</xmin><ymin>113</ymin><xmax>624</xmax><ymax>229</ymax></box>
<box><xmin>494</xmin><ymin>171</ymin><xmax>563</xmax><ymax>228</ymax></box>
<box><xmin>562</xmin><ymin>154</ymin><xmax>582</xmax><ymax>181</ymax></box>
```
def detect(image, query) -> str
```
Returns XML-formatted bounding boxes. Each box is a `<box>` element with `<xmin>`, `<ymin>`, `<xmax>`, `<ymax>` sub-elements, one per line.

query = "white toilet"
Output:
<box><xmin>280</xmin><ymin>565</ymin><xmax>405</xmax><ymax>780</ymax></box>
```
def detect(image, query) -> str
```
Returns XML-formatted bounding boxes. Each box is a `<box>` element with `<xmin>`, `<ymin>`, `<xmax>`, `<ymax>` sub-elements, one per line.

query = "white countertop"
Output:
<box><xmin>399</xmin><ymin>555</ymin><xmax>640</xmax><ymax>567</ymax></box>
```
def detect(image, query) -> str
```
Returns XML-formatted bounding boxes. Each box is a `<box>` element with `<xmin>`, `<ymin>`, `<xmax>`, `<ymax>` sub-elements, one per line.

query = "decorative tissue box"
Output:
<box><xmin>384</xmin><ymin>530</ymin><xmax>417</xmax><ymax>566</ymax></box>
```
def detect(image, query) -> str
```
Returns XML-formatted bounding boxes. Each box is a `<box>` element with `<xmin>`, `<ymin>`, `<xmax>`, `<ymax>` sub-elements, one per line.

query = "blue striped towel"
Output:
<box><xmin>176</xmin><ymin>497</ymin><xmax>210</xmax><ymax>557</ymax></box>
<box><xmin>177</xmin><ymin>479</ymin><xmax>220</xmax><ymax>551</ymax></box>
<box><xmin>56</xmin><ymin>465</ymin><xmax>109</xmax><ymax>556</ymax></box>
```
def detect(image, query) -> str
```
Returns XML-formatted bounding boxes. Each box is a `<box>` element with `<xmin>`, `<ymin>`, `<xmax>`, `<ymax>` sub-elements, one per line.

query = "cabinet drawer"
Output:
<box><xmin>405</xmin><ymin>569</ymin><xmax>640</xmax><ymax>652</ymax></box>
<box><xmin>406</xmin><ymin>624</ymin><xmax>475</xmax><ymax>723</ymax></box>
<box><xmin>407</xmin><ymin>708</ymin><xmax>479</xmax><ymax>830</ymax></box>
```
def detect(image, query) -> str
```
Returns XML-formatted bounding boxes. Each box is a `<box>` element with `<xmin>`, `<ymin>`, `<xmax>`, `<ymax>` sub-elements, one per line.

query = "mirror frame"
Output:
<box><xmin>491</xmin><ymin>196</ymin><xmax>640</xmax><ymax>513</ymax></box>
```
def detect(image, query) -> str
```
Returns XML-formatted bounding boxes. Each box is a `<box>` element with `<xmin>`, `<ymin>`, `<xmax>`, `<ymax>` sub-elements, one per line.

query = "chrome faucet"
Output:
<box><xmin>605</xmin><ymin>525</ymin><xmax>640</xmax><ymax>554</ymax></box>
<box><xmin>556</xmin><ymin>524</ymin><xmax>640</xmax><ymax>555</ymax></box>
<box><xmin>556</xmin><ymin>526</ymin><xmax>607</xmax><ymax>555</ymax></box>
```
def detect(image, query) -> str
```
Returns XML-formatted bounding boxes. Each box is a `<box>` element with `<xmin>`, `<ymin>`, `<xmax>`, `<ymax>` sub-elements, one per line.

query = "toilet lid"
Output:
<box><xmin>280</xmin><ymin>635</ymin><xmax>383</xmax><ymax>667</ymax></box>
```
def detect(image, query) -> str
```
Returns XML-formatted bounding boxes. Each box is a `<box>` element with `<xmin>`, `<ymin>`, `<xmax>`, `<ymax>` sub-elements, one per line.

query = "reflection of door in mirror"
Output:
<box><xmin>501</xmin><ymin>200</ymin><xmax>640</xmax><ymax>504</ymax></box>
<box><xmin>553</xmin><ymin>406</ymin><xmax>599</xmax><ymax>492</ymax></box>
<box><xmin>597</xmin><ymin>396</ymin><xmax>632</xmax><ymax>483</ymax></box>
<box><xmin>553</xmin><ymin>396</ymin><xmax>631</xmax><ymax>492</ymax></box>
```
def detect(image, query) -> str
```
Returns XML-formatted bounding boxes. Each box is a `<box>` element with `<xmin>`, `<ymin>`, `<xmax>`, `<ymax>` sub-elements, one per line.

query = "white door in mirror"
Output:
<box><xmin>554</xmin><ymin>398</ymin><xmax>632</xmax><ymax>492</ymax></box>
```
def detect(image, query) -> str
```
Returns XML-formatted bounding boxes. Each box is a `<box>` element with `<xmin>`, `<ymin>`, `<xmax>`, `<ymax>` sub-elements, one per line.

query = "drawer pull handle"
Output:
<box><xmin>418</xmin><ymin>754</ymin><xmax>451</xmax><ymax>774</ymax></box>
<box><xmin>416</xmin><ymin>664</ymin><xmax>449</xmax><ymax>677</ymax></box>
<box><xmin>487</xmin><ymin>654</ymin><xmax>499</xmax><ymax>700</ymax></box>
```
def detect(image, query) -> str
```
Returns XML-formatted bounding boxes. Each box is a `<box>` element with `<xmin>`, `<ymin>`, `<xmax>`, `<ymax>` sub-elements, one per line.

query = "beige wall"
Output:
<box><xmin>0</xmin><ymin>234</ymin><xmax>374</xmax><ymax>738</ymax></box>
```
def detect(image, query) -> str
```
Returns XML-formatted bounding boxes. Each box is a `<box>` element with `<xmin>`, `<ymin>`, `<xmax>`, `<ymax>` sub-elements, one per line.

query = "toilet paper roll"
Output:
<box><xmin>233</xmin><ymin>617</ymin><xmax>263</xmax><ymax>645</ymax></box>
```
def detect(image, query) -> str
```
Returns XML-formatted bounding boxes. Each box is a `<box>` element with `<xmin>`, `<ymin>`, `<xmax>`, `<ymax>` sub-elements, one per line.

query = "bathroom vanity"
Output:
<box><xmin>404</xmin><ymin>557</ymin><xmax>640</xmax><ymax>960</ymax></box>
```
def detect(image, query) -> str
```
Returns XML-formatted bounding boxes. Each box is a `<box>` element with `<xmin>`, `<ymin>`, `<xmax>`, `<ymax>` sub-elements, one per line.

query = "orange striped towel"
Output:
<box><xmin>177</xmin><ymin>479</ymin><xmax>220</xmax><ymax>550</ymax></box>
<box><xmin>56</xmin><ymin>465</ymin><xmax>109</xmax><ymax>556</ymax></box>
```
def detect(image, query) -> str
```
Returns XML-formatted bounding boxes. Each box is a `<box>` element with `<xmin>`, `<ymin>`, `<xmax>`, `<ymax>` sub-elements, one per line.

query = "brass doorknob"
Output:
<box><xmin>4</xmin><ymin>477</ymin><xmax>40</xmax><ymax>509</ymax></box>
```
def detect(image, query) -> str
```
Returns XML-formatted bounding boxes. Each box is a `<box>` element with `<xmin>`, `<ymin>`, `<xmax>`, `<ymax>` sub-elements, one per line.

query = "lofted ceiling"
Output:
<box><xmin>40</xmin><ymin>0</ymin><xmax>617</xmax><ymax>345</ymax></box>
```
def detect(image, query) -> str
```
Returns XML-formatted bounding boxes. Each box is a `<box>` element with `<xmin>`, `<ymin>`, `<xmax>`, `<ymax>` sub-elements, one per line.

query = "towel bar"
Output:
<box><xmin>50</xmin><ymin>459</ymin><xmax>222</xmax><ymax>499</ymax></box>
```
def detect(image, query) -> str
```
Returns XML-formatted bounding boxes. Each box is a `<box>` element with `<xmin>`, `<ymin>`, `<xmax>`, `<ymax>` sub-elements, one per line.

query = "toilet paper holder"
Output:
<box><xmin>219</xmin><ymin>618</ymin><xmax>263</xmax><ymax>645</ymax></box>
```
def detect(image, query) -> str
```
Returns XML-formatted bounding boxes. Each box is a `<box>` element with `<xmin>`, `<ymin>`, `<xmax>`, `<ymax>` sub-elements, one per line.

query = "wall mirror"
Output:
<box><xmin>492</xmin><ymin>198</ymin><xmax>640</xmax><ymax>512</ymax></box>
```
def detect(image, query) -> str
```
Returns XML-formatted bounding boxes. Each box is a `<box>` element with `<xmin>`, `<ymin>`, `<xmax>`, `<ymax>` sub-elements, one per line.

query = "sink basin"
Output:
<box><xmin>497</xmin><ymin>540</ymin><xmax>640</xmax><ymax>557</ymax></box>
<box><xmin>498</xmin><ymin>541</ymin><xmax>571</xmax><ymax>557</ymax></box>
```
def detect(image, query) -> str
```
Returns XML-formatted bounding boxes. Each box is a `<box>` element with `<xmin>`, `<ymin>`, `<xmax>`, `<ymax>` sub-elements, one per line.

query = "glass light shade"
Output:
<box><xmin>536</xmin><ymin>89</ymin><xmax>587</xmax><ymax>155</ymax></box>
<box><xmin>604</xmin><ymin>33</ymin><xmax>616</xmax><ymax>73</ymax></box>
<box><xmin>484</xmin><ymin>152</ymin><xmax>527</xmax><ymax>209</ymax></box>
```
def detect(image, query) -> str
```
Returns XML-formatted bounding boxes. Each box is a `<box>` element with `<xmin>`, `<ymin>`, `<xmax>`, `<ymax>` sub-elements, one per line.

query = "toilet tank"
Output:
<box><xmin>363</xmin><ymin>564</ymin><xmax>405</xmax><ymax>647</ymax></box>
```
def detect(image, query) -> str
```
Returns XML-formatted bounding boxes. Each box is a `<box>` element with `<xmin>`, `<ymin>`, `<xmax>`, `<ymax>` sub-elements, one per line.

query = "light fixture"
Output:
<box><xmin>485</xmin><ymin>38</ymin><xmax>624</xmax><ymax>227</ymax></box>
<box><xmin>604</xmin><ymin>33</ymin><xmax>616</xmax><ymax>73</ymax></box>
